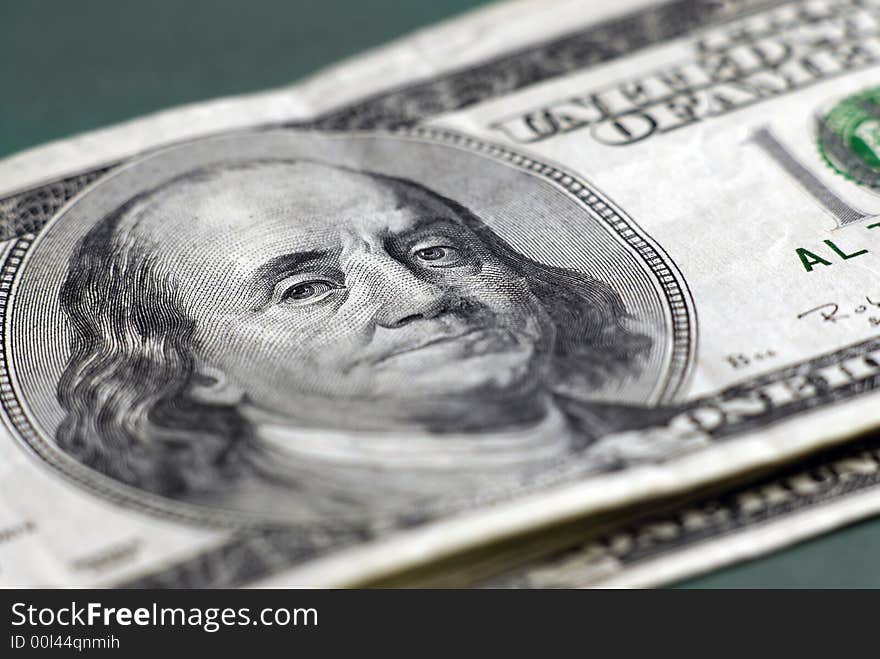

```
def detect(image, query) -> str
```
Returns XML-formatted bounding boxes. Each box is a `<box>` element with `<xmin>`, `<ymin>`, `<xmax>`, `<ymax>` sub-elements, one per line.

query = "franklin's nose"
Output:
<box><xmin>348</xmin><ymin>251</ymin><xmax>450</xmax><ymax>329</ymax></box>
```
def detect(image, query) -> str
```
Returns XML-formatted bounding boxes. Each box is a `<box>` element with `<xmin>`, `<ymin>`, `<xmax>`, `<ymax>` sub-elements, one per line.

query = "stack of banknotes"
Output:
<box><xmin>4</xmin><ymin>0</ymin><xmax>880</xmax><ymax>587</ymax></box>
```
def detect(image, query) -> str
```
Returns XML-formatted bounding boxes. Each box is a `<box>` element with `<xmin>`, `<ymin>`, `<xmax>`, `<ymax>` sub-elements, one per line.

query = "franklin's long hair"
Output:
<box><xmin>56</xmin><ymin>160</ymin><xmax>651</xmax><ymax>497</ymax></box>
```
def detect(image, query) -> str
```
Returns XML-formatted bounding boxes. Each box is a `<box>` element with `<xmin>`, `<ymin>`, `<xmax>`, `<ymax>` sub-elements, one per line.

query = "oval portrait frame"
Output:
<box><xmin>0</xmin><ymin>127</ymin><xmax>696</xmax><ymax>525</ymax></box>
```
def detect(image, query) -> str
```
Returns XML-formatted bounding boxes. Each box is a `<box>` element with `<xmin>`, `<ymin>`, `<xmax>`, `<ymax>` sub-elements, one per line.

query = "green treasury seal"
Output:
<box><xmin>818</xmin><ymin>86</ymin><xmax>880</xmax><ymax>192</ymax></box>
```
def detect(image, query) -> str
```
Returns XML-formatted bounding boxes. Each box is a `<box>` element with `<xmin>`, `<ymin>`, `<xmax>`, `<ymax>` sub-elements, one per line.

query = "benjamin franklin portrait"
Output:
<box><xmin>9</xmin><ymin>131</ymin><xmax>689</xmax><ymax>523</ymax></box>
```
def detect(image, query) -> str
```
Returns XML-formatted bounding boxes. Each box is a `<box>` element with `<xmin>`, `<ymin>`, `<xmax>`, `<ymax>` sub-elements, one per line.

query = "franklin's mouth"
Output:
<box><xmin>372</xmin><ymin>328</ymin><xmax>494</xmax><ymax>365</ymax></box>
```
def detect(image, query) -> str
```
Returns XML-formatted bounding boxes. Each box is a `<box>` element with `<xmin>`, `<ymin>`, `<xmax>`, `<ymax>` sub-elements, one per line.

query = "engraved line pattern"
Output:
<box><xmin>396</xmin><ymin>126</ymin><xmax>694</xmax><ymax>401</ymax></box>
<box><xmin>0</xmin><ymin>128</ymin><xmax>694</xmax><ymax>524</ymax></box>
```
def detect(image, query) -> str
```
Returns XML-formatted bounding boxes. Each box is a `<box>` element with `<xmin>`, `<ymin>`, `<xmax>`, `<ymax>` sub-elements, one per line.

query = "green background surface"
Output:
<box><xmin>2</xmin><ymin>0</ymin><xmax>878</xmax><ymax>588</ymax></box>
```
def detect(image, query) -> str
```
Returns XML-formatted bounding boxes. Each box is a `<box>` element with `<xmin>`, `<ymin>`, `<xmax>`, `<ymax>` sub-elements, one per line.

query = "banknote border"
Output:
<box><xmin>293</xmin><ymin>0</ymin><xmax>785</xmax><ymax>131</ymax></box>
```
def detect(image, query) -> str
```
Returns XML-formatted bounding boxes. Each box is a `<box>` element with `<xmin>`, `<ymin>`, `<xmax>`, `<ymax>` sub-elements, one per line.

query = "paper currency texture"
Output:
<box><xmin>3</xmin><ymin>0</ymin><xmax>880</xmax><ymax>587</ymax></box>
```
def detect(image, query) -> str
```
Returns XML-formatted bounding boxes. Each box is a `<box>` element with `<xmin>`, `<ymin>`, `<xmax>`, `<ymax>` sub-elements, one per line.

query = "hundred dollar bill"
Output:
<box><xmin>5</xmin><ymin>0</ymin><xmax>880</xmax><ymax>587</ymax></box>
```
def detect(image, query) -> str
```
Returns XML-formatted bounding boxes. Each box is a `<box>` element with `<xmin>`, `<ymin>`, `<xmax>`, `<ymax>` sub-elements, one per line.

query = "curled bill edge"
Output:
<box><xmin>589</xmin><ymin>483</ymin><xmax>880</xmax><ymax>589</ymax></box>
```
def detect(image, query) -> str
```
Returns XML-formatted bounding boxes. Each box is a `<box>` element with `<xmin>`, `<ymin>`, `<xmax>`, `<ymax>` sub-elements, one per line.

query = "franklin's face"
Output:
<box><xmin>127</xmin><ymin>162</ymin><xmax>555</xmax><ymax>429</ymax></box>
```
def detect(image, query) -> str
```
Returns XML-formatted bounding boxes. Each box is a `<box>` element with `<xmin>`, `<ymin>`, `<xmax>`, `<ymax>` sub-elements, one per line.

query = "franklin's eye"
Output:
<box><xmin>277</xmin><ymin>280</ymin><xmax>338</xmax><ymax>305</ymax></box>
<box><xmin>412</xmin><ymin>245</ymin><xmax>462</xmax><ymax>266</ymax></box>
